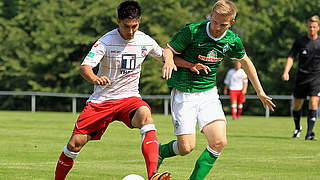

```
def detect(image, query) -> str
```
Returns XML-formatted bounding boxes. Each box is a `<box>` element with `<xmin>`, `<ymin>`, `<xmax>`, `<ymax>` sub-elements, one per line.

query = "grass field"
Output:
<box><xmin>0</xmin><ymin>111</ymin><xmax>319</xmax><ymax>180</ymax></box>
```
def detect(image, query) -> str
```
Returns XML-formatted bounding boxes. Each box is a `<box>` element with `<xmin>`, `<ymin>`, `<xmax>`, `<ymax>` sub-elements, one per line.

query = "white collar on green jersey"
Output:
<box><xmin>206</xmin><ymin>22</ymin><xmax>227</xmax><ymax>41</ymax></box>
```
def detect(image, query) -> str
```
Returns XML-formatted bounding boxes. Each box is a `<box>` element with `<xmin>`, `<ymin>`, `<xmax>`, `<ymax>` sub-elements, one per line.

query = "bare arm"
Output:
<box><xmin>79</xmin><ymin>65</ymin><xmax>111</xmax><ymax>86</ymax></box>
<box><xmin>242</xmin><ymin>80</ymin><xmax>248</xmax><ymax>95</ymax></box>
<box><xmin>239</xmin><ymin>56</ymin><xmax>275</xmax><ymax>111</ymax></box>
<box><xmin>173</xmin><ymin>54</ymin><xmax>211</xmax><ymax>74</ymax></box>
<box><xmin>282</xmin><ymin>56</ymin><xmax>294</xmax><ymax>81</ymax></box>
<box><xmin>162</xmin><ymin>48</ymin><xmax>177</xmax><ymax>80</ymax></box>
<box><xmin>224</xmin><ymin>84</ymin><xmax>229</xmax><ymax>95</ymax></box>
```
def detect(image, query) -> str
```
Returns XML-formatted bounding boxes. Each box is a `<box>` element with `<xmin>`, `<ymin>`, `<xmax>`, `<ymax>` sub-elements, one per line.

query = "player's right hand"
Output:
<box><xmin>190</xmin><ymin>63</ymin><xmax>211</xmax><ymax>74</ymax></box>
<box><xmin>281</xmin><ymin>73</ymin><xmax>289</xmax><ymax>81</ymax></box>
<box><xmin>93</xmin><ymin>76</ymin><xmax>111</xmax><ymax>86</ymax></box>
<box><xmin>162</xmin><ymin>60</ymin><xmax>177</xmax><ymax>80</ymax></box>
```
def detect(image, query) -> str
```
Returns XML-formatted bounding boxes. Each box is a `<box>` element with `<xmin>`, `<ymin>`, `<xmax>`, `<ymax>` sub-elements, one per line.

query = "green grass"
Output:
<box><xmin>0</xmin><ymin>111</ymin><xmax>319</xmax><ymax>180</ymax></box>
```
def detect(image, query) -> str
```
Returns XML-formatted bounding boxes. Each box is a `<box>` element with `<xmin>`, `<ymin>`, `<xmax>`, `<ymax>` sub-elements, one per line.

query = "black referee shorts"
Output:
<box><xmin>294</xmin><ymin>79</ymin><xmax>320</xmax><ymax>98</ymax></box>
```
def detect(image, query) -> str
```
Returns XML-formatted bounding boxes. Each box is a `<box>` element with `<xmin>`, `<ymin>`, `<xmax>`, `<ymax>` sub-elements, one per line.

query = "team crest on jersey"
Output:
<box><xmin>141</xmin><ymin>46</ymin><xmax>147</xmax><ymax>57</ymax></box>
<box><xmin>223</xmin><ymin>44</ymin><xmax>230</xmax><ymax>53</ymax></box>
<box><xmin>198</xmin><ymin>50</ymin><xmax>222</xmax><ymax>62</ymax></box>
<box><xmin>121</xmin><ymin>54</ymin><xmax>136</xmax><ymax>74</ymax></box>
<box><xmin>208</xmin><ymin>50</ymin><xmax>217</xmax><ymax>57</ymax></box>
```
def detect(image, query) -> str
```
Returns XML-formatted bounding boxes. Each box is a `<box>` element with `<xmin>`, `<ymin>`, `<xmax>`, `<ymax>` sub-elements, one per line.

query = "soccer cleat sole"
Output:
<box><xmin>150</xmin><ymin>171</ymin><xmax>171</xmax><ymax>180</ymax></box>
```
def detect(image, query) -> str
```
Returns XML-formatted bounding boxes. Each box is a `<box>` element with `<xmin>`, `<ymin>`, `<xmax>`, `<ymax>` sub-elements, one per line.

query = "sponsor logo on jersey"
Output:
<box><xmin>87</xmin><ymin>52</ymin><xmax>95</xmax><ymax>58</ymax></box>
<box><xmin>141</xmin><ymin>46</ymin><xmax>147</xmax><ymax>57</ymax></box>
<box><xmin>121</xmin><ymin>54</ymin><xmax>136</xmax><ymax>74</ymax></box>
<box><xmin>93</xmin><ymin>43</ymin><xmax>99</xmax><ymax>47</ymax></box>
<box><xmin>198</xmin><ymin>50</ymin><xmax>222</xmax><ymax>62</ymax></box>
<box><xmin>223</xmin><ymin>44</ymin><xmax>230</xmax><ymax>53</ymax></box>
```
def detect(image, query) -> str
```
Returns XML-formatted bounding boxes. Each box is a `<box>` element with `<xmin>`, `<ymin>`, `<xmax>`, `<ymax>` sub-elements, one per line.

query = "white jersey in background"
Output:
<box><xmin>224</xmin><ymin>68</ymin><xmax>248</xmax><ymax>90</ymax></box>
<box><xmin>81</xmin><ymin>29</ymin><xmax>163</xmax><ymax>103</ymax></box>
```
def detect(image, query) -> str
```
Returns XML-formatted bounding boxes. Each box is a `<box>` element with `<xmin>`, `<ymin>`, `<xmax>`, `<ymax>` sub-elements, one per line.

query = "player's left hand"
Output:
<box><xmin>162</xmin><ymin>61</ymin><xmax>177</xmax><ymax>80</ymax></box>
<box><xmin>257</xmin><ymin>92</ymin><xmax>276</xmax><ymax>111</ymax></box>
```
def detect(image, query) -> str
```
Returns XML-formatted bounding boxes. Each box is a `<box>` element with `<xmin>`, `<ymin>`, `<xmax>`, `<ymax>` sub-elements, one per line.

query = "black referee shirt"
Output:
<box><xmin>289</xmin><ymin>35</ymin><xmax>320</xmax><ymax>84</ymax></box>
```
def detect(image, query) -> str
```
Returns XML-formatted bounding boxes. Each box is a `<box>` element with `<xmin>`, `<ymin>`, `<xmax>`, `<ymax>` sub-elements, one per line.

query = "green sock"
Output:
<box><xmin>159</xmin><ymin>140</ymin><xmax>177</xmax><ymax>158</ymax></box>
<box><xmin>189</xmin><ymin>148</ymin><xmax>218</xmax><ymax>180</ymax></box>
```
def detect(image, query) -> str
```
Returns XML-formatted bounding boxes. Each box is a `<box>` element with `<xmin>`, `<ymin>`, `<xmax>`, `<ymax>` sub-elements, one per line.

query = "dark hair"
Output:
<box><xmin>117</xmin><ymin>1</ymin><xmax>141</xmax><ymax>20</ymax></box>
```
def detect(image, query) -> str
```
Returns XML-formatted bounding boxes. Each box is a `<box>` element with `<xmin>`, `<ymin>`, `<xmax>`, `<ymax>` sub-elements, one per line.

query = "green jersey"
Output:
<box><xmin>167</xmin><ymin>20</ymin><xmax>246</xmax><ymax>93</ymax></box>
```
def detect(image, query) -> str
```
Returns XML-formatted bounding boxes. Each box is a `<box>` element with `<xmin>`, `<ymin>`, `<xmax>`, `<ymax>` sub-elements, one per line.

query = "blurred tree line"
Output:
<box><xmin>0</xmin><ymin>0</ymin><xmax>319</xmax><ymax>115</ymax></box>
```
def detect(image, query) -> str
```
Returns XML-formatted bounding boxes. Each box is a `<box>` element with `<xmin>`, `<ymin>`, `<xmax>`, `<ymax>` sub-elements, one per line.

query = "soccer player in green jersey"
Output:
<box><xmin>159</xmin><ymin>0</ymin><xmax>276</xmax><ymax>179</ymax></box>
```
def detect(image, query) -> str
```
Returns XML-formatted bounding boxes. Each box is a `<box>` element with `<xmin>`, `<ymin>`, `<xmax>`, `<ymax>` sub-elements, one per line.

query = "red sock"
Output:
<box><xmin>237</xmin><ymin>107</ymin><xmax>243</xmax><ymax>118</ymax></box>
<box><xmin>231</xmin><ymin>106</ymin><xmax>237</xmax><ymax>118</ymax></box>
<box><xmin>141</xmin><ymin>130</ymin><xmax>158</xmax><ymax>179</ymax></box>
<box><xmin>55</xmin><ymin>152</ymin><xmax>74</xmax><ymax>180</ymax></box>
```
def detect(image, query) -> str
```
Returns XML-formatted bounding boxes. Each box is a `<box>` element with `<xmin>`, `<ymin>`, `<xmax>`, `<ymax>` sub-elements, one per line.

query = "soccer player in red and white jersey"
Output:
<box><xmin>224</xmin><ymin>61</ymin><xmax>248</xmax><ymax>120</ymax></box>
<box><xmin>54</xmin><ymin>1</ymin><xmax>176</xmax><ymax>180</ymax></box>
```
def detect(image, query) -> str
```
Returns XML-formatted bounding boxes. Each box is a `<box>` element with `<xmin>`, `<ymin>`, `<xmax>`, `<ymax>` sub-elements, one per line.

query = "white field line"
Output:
<box><xmin>0</xmin><ymin>154</ymin><xmax>319</xmax><ymax>166</ymax></box>
<box><xmin>228</xmin><ymin>155</ymin><xmax>318</xmax><ymax>160</ymax></box>
<box><xmin>0</xmin><ymin>159</ymin><xmax>144</xmax><ymax>166</ymax></box>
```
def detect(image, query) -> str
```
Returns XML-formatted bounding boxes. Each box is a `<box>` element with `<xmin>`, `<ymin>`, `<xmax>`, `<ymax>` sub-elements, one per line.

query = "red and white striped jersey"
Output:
<box><xmin>81</xmin><ymin>29</ymin><xmax>163</xmax><ymax>103</ymax></box>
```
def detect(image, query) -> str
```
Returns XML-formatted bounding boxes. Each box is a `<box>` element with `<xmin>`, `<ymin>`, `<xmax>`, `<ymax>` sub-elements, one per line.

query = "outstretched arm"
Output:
<box><xmin>239</xmin><ymin>56</ymin><xmax>275</xmax><ymax>111</ymax></box>
<box><xmin>282</xmin><ymin>56</ymin><xmax>294</xmax><ymax>81</ymax></box>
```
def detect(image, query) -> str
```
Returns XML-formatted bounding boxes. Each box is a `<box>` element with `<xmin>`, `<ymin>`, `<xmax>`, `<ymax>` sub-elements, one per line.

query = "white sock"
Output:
<box><xmin>206</xmin><ymin>145</ymin><xmax>220</xmax><ymax>158</ymax></box>
<box><xmin>63</xmin><ymin>145</ymin><xmax>79</xmax><ymax>160</ymax></box>
<box><xmin>172</xmin><ymin>140</ymin><xmax>180</xmax><ymax>155</ymax></box>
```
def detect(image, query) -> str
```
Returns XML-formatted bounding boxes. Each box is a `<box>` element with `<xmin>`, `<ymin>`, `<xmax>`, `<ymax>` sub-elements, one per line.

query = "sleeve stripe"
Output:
<box><xmin>166</xmin><ymin>43</ymin><xmax>181</xmax><ymax>54</ymax></box>
<box><xmin>230</xmin><ymin>53</ymin><xmax>247</xmax><ymax>61</ymax></box>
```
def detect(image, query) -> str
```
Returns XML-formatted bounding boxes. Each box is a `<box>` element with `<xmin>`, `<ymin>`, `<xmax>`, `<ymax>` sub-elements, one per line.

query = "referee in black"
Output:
<box><xmin>282</xmin><ymin>15</ymin><xmax>320</xmax><ymax>140</ymax></box>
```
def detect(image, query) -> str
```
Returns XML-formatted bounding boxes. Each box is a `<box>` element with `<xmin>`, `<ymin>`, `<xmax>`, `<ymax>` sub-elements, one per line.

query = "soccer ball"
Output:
<box><xmin>122</xmin><ymin>174</ymin><xmax>145</xmax><ymax>180</ymax></box>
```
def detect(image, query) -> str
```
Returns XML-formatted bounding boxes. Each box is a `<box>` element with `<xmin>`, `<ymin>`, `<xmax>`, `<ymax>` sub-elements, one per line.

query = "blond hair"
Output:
<box><xmin>212</xmin><ymin>0</ymin><xmax>237</xmax><ymax>20</ymax></box>
<box><xmin>309</xmin><ymin>15</ymin><xmax>319</xmax><ymax>25</ymax></box>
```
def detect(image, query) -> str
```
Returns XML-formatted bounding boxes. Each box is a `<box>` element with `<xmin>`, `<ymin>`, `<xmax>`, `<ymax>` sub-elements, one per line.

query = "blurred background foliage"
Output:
<box><xmin>0</xmin><ymin>0</ymin><xmax>319</xmax><ymax>115</ymax></box>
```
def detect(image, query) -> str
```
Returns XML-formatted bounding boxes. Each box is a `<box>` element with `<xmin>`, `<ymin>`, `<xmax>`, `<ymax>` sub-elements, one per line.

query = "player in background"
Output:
<box><xmin>282</xmin><ymin>15</ymin><xmax>320</xmax><ymax>140</ymax></box>
<box><xmin>54</xmin><ymin>1</ymin><xmax>176</xmax><ymax>180</ymax></box>
<box><xmin>157</xmin><ymin>0</ymin><xmax>275</xmax><ymax>179</ymax></box>
<box><xmin>224</xmin><ymin>61</ymin><xmax>248</xmax><ymax>120</ymax></box>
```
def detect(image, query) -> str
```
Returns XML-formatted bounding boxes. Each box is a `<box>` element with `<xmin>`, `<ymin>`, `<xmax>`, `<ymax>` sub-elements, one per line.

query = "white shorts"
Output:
<box><xmin>170</xmin><ymin>87</ymin><xmax>226</xmax><ymax>136</ymax></box>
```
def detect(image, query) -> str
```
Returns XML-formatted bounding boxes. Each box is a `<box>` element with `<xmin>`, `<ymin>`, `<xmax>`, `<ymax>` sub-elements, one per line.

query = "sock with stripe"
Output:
<box><xmin>237</xmin><ymin>104</ymin><xmax>243</xmax><ymax>119</ymax></box>
<box><xmin>55</xmin><ymin>145</ymin><xmax>79</xmax><ymax>180</ymax></box>
<box><xmin>140</xmin><ymin>124</ymin><xmax>158</xmax><ymax>179</ymax></box>
<box><xmin>189</xmin><ymin>146</ymin><xmax>220</xmax><ymax>180</ymax></box>
<box><xmin>159</xmin><ymin>140</ymin><xmax>179</xmax><ymax>159</ymax></box>
<box><xmin>307</xmin><ymin>110</ymin><xmax>317</xmax><ymax>136</ymax></box>
<box><xmin>231</xmin><ymin>104</ymin><xmax>237</xmax><ymax>119</ymax></box>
